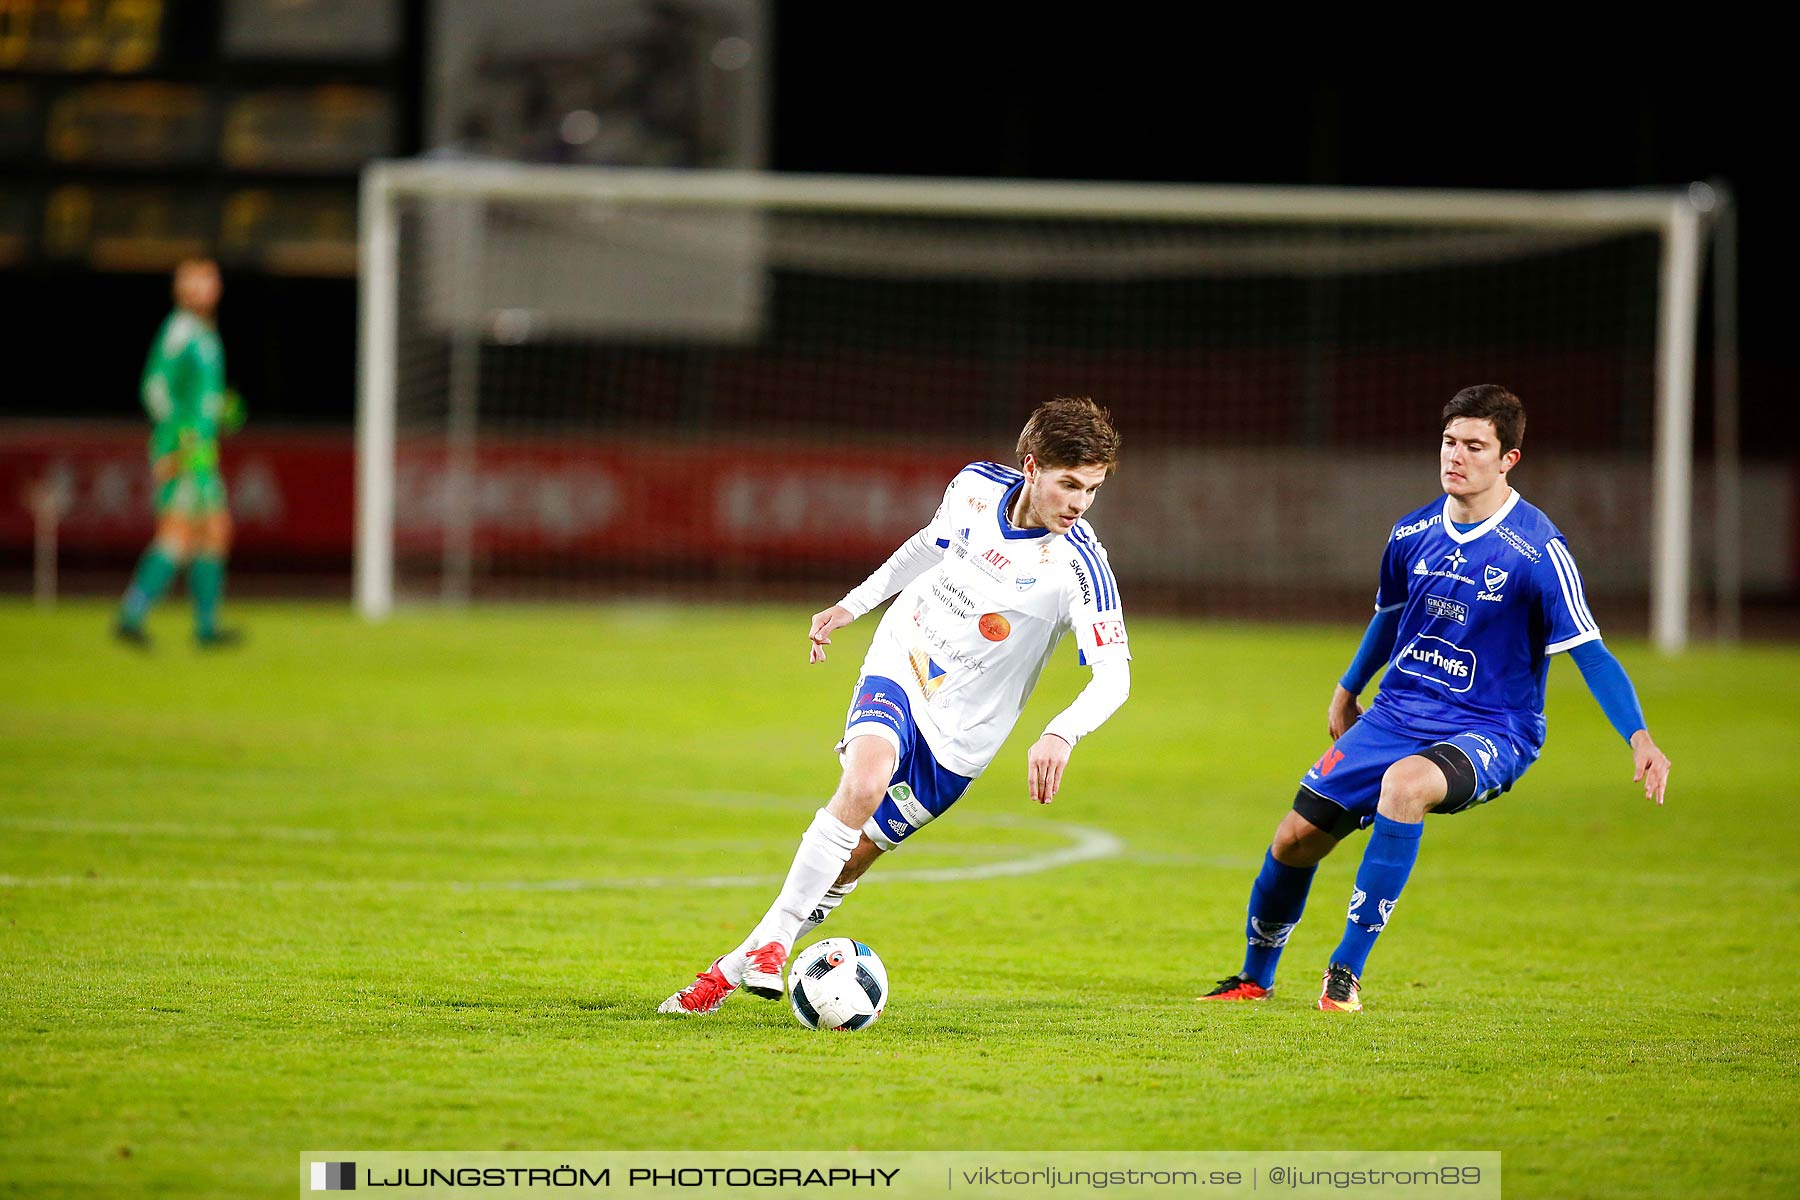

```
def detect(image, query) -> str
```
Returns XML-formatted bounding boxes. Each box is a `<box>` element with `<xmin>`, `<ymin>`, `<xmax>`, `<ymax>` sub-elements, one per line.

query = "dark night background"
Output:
<box><xmin>4</xmin><ymin>7</ymin><xmax>1789</xmax><ymax>457</ymax></box>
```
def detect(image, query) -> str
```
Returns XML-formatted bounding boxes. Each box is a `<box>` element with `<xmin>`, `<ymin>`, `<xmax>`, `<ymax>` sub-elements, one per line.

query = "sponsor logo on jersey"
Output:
<box><xmin>1091</xmin><ymin>619</ymin><xmax>1126</xmax><ymax>647</ymax></box>
<box><xmin>1495</xmin><ymin>524</ymin><xmax>1542</xmax><ymax>561</ymax></box>
<box><xmin>908</xmin><ymin>647</ymin><xmax>948</xmax><ymax>699</ymax></box>
<box><xmin>1314</xmin><ymin>746</ymin><xmax>1346</xmax><ymax>777</ymax></box>
<box><xmin>930</xmin><ymin>576</ymin><xmax>979</xmax><ymax>619</ymax></box>
<box><xmin>967</xmin><ymin>498</ymin><xmax>989</xmax><ymax>514</ymax></box>
<box><xmin>982</xmin><ymin>548</ymin><xmax>1012</xmax><ymax>571</ymax></box>
<box><xmin>1443</xmin><ymin>548</ymin><xmax>1468</xmax><ymax>571</ymax></box>
<box><xmin>1425</xmin><ymin>596</ymin><xmax>1469</xmax><ymax>624</ymax></box>
<box><xmin>887</xmin><ymin>818</ymin><xmax>910</xmax><ymax>839</ymax></box>
<box><xmin>1394</xmin><ymin>635</ymin><xmax>1477</xmax><ymax>693</ymax></box>
<box><xmin>978</xmin><ymin>613</ymin><xmax>1012</xmax><ymax>641</ymax></box>
<box><xmin>1392</xmin><ymin>514</ymin><xmax>1443</xmax><ymax>541</ymax></box>
<box><xmin>1071</xmin><ymin>559</ymin><xmax>1094</xmax><ymax>607</ymax></box>
<box><xmin>1414</xmin><ymin>557</ymin><xmax>1476</xmax><ymax>586</ymax></box>
<box><xmin>1477</xmin><ymin>564</ymin><xmax>1509</xmax><ymax>602</ymax></box>
<box><xmin>1039</xmin><ymin>542</ymin><xmax>1054</xmax><ymax>563</ymax></box>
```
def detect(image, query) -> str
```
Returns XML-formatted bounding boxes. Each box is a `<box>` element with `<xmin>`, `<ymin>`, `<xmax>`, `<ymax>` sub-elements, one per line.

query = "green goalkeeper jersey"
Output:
<box><xmin>141</xmin><ymin>310</ymin><xmax>233</xmax><ymax>465</ymax></box>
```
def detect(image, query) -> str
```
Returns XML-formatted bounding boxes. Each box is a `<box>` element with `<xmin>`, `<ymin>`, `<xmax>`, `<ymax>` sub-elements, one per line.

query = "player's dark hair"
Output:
<box><xmin>1442</xmin><ymin>385</ymin><xmax>1526</xmax><ymax>454</ymax></box>
<box><xmin>1016</xmin><ymin>396</ymin><xmax>1121</xmax><ymax>473</ymax></box>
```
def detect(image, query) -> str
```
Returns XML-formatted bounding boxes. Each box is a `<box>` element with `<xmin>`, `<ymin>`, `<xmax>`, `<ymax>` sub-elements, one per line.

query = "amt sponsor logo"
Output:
<box><xmin>1395</xmin><ymin>635</ymin><xmax>1477</xmax><ymax>693</ymax></box>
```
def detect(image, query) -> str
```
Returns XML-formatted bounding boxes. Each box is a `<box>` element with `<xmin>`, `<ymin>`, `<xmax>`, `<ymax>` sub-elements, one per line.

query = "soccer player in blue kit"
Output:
<box><xmin>1199</xmin><ymin>385</ymin><xmax>1672</xmax><ymax>1012</ymax></box>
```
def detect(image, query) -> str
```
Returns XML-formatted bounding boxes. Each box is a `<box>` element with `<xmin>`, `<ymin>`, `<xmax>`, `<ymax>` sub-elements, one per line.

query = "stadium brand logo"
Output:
<box><xmin>1392</xmin><ymin>514</ymin><xmax>1442</xmax><ymax>541</ymax></box>
<box><xmin>1425</xmin><ymin>596</ymin><xmax>1468</xmax><ymax>624</ymax></box>
<box><xmin>1395</xmin><ymin>635</ymin><xmax>1476</xmax><ymax>693</ymax></box>
<box><xmin>311</xmin><ymin>1162</ymin><xmax>355</xmax><ymax>1191</ymax></box>
<box><xmin>1091</xmin><ymin>619</ymin><xmax>1126</xmax><ymax>646</ymax></box>
<box><xmin>1496</xmin><ymin>524</ymin><xmax>1542</xmax><ymax>561</ymax></box>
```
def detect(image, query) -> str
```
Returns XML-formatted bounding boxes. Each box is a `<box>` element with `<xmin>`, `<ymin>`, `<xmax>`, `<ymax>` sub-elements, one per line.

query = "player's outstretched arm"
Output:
<box><xmin>1566</xmin><ymin>640</ymin><xmax>1668</xmax><ymax>806</ymax></box>
<box><xmin>1031</xmin><ymin>660</ymin><xmax>1130</xmax><ymax>803</ymax></box>
<box><xmin>807</xmin><ymin>605</ymin><xmax>855</xmax><ymax>664</ymax></box>
<box><xmin>1630</xmin><ymin>729</ymin><xmax>1671</xmax><ymax>806</ymax></box>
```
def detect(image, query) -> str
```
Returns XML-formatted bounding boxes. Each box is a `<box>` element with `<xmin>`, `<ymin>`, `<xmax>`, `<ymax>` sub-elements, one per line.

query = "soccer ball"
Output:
<box><xmin>787</xmin><ymin>937</ymin><xmax>888</xmax><ymax>1031</ymax></box>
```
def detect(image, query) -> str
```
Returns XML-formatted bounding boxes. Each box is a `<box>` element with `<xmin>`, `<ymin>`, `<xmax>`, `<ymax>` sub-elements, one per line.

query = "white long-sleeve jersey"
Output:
<box><xmin>838</xmin><ymin>461</ymin><xmax>1131</xmax><ymax>778</ymax></box>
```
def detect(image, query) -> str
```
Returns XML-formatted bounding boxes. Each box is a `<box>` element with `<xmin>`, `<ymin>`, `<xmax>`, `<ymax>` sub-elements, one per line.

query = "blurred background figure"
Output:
<box><xmin>115</xmin><ymin>257</ymin><xmax>244</xmax><ymax>648</ymax></box>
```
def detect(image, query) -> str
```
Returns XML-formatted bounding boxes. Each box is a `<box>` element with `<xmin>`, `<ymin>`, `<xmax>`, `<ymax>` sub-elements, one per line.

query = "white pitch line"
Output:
<box><xmin>0</xmin><ymin>812</ymin><xmax>1124</xmax><ymax>892</ymax></box>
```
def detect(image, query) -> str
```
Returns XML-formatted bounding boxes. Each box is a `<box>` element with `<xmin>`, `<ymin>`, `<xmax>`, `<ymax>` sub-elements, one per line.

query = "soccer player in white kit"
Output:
<box><xmin>659</xmin><ymin>397</ymin><xmax>1131</xmax><ymax>1013</ymax></box>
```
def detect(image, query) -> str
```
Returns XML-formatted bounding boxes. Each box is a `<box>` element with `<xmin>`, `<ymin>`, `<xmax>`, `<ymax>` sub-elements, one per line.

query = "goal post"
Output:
<box><xmin>357</xmin><ymin>164</ymin><xmax>1715</xmax><ymax>651</ymax></box>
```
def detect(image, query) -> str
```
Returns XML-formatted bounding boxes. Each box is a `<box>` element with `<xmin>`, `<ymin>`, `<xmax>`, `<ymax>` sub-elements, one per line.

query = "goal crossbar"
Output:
<box><xmin>357</xmin><ymin>165</ymin><xmax>1710</xmax><ymax>652</ymax></box>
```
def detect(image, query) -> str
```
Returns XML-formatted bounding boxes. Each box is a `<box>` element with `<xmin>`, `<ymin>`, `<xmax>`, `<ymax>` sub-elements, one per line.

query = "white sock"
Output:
<box><xmin>745</xmin><ymin>809</ymin><xmax>860</xmax><ymax>956</ymax></box>
<box><xmin>797</xmin><ymin>879</ymin><xmax>860</xmax><ymax>942</ymax></box>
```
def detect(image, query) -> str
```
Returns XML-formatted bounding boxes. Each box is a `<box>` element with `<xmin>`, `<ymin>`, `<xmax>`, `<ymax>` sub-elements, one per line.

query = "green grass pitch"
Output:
<box><xmin>2</xmin><ymin>600</ymin><xmax>1797</xmax><ymax>1197</ymax></box>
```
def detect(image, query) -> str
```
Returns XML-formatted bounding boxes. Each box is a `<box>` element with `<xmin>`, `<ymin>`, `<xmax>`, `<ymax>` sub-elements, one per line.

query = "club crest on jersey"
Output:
<box><xmin>1477</xmin><ymin>564</ymin><xmax>1509</xmax><ymax>602</ymax></box>
<box><xmin>1014</xmin><ymin>576</ymin><xmax>1036</xmax><ymax>592</ymax></box>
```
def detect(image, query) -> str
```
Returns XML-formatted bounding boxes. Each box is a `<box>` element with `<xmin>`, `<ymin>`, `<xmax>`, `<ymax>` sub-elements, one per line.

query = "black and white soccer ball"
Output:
<box><xmin>787</xmin><ymin>937</ymin><xmax>888</xmax><ymax>1031</ymax></box>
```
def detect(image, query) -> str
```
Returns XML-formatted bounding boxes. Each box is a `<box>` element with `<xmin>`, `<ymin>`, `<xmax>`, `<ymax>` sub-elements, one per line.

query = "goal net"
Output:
<box><xmin>358</xmin><ymin>166</ymin><xmax>1706</xmax><ymax>647</ymax></box>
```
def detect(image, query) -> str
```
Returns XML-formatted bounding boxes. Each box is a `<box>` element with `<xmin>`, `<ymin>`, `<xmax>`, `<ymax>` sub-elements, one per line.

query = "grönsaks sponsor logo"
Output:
<box><xmin>1425</xmin><ymin>596</ymin><xmax>1468</xmax><ymax>624</ymax></box>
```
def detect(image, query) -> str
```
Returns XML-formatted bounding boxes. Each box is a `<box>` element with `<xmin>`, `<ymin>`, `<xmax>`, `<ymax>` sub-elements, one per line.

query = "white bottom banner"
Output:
<box><xmin>300</xmin><ymin>1151</ymin><xmax>1501</xmax><ymax>1199</ymax></box>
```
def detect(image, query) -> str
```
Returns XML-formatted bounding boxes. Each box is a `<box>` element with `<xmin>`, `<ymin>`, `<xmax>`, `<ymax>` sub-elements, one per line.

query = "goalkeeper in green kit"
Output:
<box><xmin>114</xmin><ymin>259</ymin><xmax>244</xmax><ymax>648</ymax></box>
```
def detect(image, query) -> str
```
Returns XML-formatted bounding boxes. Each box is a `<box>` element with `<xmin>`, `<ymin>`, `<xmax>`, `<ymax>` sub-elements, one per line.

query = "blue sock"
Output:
<box><xmin>1241</xmin><ymin>849</ymin><xmax>1316</xmax><ymax>988</ymax></box>
<box><xmin>1330</xmin><ymin>813</ymin><xmax>1424</xmax><ymax>979</ymax></box>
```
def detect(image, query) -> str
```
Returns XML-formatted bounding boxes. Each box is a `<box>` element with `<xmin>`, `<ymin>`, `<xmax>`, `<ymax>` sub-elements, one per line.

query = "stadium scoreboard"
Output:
<box><xmin>0</xmin><ymin>0</ymin><xmax>405</xmax><ymax>276</ymax></box>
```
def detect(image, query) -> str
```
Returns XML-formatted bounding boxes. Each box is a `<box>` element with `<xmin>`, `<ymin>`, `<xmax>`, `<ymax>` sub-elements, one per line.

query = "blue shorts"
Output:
<box><xmin>839</xmin><ymin>675</ymin><xmax>974</xmax><ymax>851</ymax></box>
<box><xmin>1295</xmin><ymin>709</ymin><xmax>1533</xmax><ymax>837</ymax></box>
